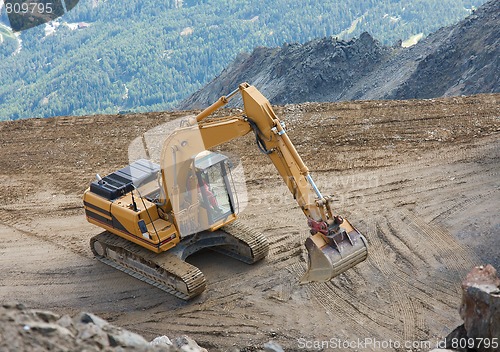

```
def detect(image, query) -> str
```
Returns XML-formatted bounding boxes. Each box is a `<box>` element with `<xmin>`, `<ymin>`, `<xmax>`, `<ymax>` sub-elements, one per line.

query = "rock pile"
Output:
<box><xmin>0</xmin><ymin>303</ymin><xmax>207</xmax><ymax>352</ymax></box>
<box><xmin>178</xmin><ymin>32</ymin><xmax>391</xmax><ymax>109</ymax></box>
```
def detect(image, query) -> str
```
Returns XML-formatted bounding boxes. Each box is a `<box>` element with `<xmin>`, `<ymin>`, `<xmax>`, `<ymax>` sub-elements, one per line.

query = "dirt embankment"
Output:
<box><xmin>0</xmin><ymin>94</ymin><xmax>499</xmax><ymax>351</ymax></box>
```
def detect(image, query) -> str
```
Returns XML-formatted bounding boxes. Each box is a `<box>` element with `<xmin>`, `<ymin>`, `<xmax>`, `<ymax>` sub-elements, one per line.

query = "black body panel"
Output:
<box><xmin>90</xmin><ymin>159</ymin><xmax>160</xmax><ymax>200</ymax></box>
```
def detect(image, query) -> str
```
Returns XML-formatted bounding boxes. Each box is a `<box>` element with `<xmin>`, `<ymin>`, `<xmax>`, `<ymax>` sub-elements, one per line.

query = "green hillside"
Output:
<box><xmin>0</xmin><ymin>0</ymin><xmax>486</xmax><ymax>120</ymax></box>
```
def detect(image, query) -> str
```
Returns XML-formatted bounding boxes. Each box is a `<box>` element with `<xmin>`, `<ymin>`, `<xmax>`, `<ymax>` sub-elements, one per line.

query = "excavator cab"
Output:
<box><xmin>193</xmin><ymin>151</ymin><xmax>236</xmax><ymax>225</ymax></box>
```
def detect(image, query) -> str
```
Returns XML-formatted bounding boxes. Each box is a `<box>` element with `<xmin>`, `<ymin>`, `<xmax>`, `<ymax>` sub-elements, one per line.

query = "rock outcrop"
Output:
<box><xmin>435</xmin><ymin>265</ymin><xmax>500</xmax><ymax>352</ymax></box>
<box><xmin>0</xmin><ymin>303</ymin><xmax>207</xmax><ymax>352</ymax></box>
<box><xmin>459</xmin><ymin>265</ymin><xmax>500</xmax><ymax>352</ymax></box>
<box><xmin>179</xmin><ymin>32</ymin><xmax>391</xmax><ymax>108</ymax></box>
<box><xmin>0</xmin><ymin>302</ymin><xmax>283</xmax><ymax>351</ymax></box>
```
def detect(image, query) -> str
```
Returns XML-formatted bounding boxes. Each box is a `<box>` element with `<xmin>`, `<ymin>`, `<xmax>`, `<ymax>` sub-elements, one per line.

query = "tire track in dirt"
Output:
<box><xmin>268</xmin><ymin>242</ymin><xmax>303</xmax><ymax>265</ymax></box>
<box><xmin>340</xmin><ymin>166</ymin><xmax>498</xmax><ymax>216</ymax></box>
<box><xmin>342</xmin><ymin>208</ymin><xmax>475</xmax><ymax>341</ymax></box>
<box><xmin>0</xmin><ymin>209</ymin><xmax>91</xmax><ymax>260</ymax></box>
<box><xmin>401</xmin><ymin>209</ymin><xmax>478</xmax><ymax>271</ymax></box>
<box><xmin>287</xmin><ymin>196</ymin><xmax>475</xmax><ymax>342</ymax></box>
<box><xmin>365</xmin><ymin>214</ymin><xmax>426</xmax><ymax>340</ymax></box>
<box><xmin>391</xmin><ymin>283</ymin><xmax>417</xmax><ymax>341</ymax></box>
<box><xmin>381</xmin><ymin>211</ymin><xmax>474</xmax><ymax>303</ymax></box>
<box><xmin>327</xmin><ymin>279</ymin><xmax>398</xmax><ymax>331</ymax></box>
<box><xmin>175</xmin><ymin>292</ymin><xmax>245</xmax><ymax>317</ymax></box>
<box><xmin>134</xmin><ymin>290</ymin><xmax>279</xmax><ymax>347</ymax></box>
<box><xmin>430</xmin><ymin>187</ymin><xmax>500</xmax><ymax>223</ymax></box>
<box><xmin>317</xmin><ymin>137</ymin><xmax>497</xmax><ymax>182</ymax></box>
<box><xmin>266</xmin><ymin>232</ymin><xmax>296</xmax><ymax>257</ymax></box>
<box><xmin>304</xmin><ymin>282</ymin><xmax>368</xmax><ymax>337</ymax></box>
<box><xmin>386</xmin><ymin>213</ymin><xmax>463</xmax><ymax>291</ymax></box>
<box><xmin>287</xmin><ymin>254</ymin><xmax>402</xmax><ymax>340</ymax></box>
<box><xmin>365</xmin><ymin>217</ymin><xmax>390</xmax><ymax>275</ymax></box>
<box><xmin>314</xmin><ymin>136</ymin><xmax>498</xmax><ymax>178</ymax></box>
<box><xmin>387</xmin><ymin>212</ymin><xmax>463</xmax><ymax>289</ymax></box>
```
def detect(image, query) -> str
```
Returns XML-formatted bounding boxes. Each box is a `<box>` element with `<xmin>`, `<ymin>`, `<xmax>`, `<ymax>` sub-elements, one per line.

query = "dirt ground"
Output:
<box><xmin>0</xmin><ymin>94</ymin><xmax>498</xmax><ymax>351</ymax></box>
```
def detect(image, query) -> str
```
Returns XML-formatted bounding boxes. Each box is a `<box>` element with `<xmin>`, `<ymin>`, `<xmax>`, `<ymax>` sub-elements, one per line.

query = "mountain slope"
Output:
<box><xmin>180</xmin><ymin>0</ymin><xmax>499</xmax><ymax>108</ymax></box>
<box><xmin>388</xmin><ymin>0</ymin><xmax>499</xmax><ymax>99</ymax></box>
<box><xmin>0</xmin><ymin>0</ymin><xmax>488</xmax><ymax>120</ymax></box>
<box><xmin>179</xmin><ymin>32</ymin><xmax>392</xmax><ymax>108</ymax></box>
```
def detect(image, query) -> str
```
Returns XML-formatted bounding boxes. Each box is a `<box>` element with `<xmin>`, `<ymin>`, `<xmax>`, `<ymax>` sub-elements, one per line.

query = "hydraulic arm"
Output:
<box><xmin>159</xmin><ymin>82</ymin><xmax>368</xmax><ymax>282</ymax></box>
<box><xmin>83</xmin><ymin>83</ymin><xmax>368</xmax><ymax>300</ymax></box>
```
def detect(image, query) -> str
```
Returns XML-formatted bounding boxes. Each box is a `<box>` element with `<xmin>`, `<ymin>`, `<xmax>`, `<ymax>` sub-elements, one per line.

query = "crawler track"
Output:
<box><xmin>90</xmin><ymin>220</ymin><xmax>269</xmax><ymax>300</ymax></box>
<box><xmin>217</xmin><ymin>220</ymin><xmax>269</xmax><ymax>263</ymax></box>
<box><xmin>90</xmin><ymin>232</ymin><xmax>206</xmax><ymax>300</ymax></box>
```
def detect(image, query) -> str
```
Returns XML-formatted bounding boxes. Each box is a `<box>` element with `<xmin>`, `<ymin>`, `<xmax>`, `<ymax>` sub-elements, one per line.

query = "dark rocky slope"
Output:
<box><xmin>180</xmin><ymin>0</ymin><xmax>499</xmax><ymax>108</ymax></box>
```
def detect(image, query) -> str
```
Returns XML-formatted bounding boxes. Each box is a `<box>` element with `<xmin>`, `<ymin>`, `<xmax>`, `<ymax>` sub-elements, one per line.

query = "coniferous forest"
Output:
<box><xmin>0</xmin><ymin>0</ymin><xmax>487</xmax><ymax>120</ymax></box>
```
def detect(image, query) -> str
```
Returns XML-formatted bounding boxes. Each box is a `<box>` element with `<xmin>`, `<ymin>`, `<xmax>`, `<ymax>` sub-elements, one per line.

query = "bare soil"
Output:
<box><xmin>0</xmin><ymin>94</ymin><xmax>498</xmax><ymax>351</ymax></box>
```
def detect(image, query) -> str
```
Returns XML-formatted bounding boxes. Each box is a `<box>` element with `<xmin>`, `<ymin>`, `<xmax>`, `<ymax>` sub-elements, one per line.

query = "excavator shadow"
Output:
<box><xmin>186</xmin><ymin>249</ymin><xmax>260</xmax><ymax>283</ymax></box>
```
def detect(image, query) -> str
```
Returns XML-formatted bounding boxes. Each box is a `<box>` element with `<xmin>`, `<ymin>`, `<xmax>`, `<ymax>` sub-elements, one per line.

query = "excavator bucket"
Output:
<box><xmin>300</xmin><ymin>221</ymin><xmax>368</xmax><ymax>283</ymax></box>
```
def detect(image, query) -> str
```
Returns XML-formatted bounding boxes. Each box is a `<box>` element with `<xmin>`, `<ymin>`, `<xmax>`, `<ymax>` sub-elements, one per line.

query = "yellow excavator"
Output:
<box><xmin>83</xmin><ymin>83</ymin><xmax>368</xmax><ymax>299</ymax></box>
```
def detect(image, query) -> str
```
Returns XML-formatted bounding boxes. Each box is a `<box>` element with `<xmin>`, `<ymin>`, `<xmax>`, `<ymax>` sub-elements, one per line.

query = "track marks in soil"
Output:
<box><xmin>402</xmin><ymin>209</ymin><xmax>478</xmax><ymax>272</ymax></box>
<box><xmin>1</xmin><ymin>95</ymin><xmax>497</xmax><ymax>350</ymax></box>
<box><xmin>139</xmin><ymin>292</ymin><xmax>276</xmax><ymax>345</ymax></box>
<box><xmin>0</xmin><ymin>209</ymin><xmax>93</xmax><ymax>260</ymax></box>
<box><xmin>306</xmin><ymin>208</ymin><xmax>479</xmax><ymax>343</ymax></box>
<box><xmin>430</xmin><ymin>187</ymin><xmax>499</xmax><ymax>223</ymax></box>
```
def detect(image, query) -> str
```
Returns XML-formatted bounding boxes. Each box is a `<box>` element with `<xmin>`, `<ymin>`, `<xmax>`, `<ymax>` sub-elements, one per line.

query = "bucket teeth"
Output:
<box><xmin>300</xmin><ymin>226</ymin><xmax>368</xmax><ymax>284</ymax></box>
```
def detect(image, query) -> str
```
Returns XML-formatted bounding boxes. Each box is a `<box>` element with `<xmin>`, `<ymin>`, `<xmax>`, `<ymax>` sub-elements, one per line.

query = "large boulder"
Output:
<box><xmin>459</xmin><ymin>265</ymin><xmax>500</xmax><ymax>352</ymax></box>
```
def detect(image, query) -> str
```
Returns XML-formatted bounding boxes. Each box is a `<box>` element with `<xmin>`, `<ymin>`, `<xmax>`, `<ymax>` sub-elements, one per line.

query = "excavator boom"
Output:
<box><xmin>192</xmin><ymin>83</ymin><xmax>368</xmax><ymax>282</ymax></box>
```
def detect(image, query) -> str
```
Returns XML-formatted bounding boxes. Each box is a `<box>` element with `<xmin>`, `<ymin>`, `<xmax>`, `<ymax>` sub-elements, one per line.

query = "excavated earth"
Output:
<box><xmin>0</xmin><ymin>94</ymin><xmax>499</xmax><ymax>351</ymax></box>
